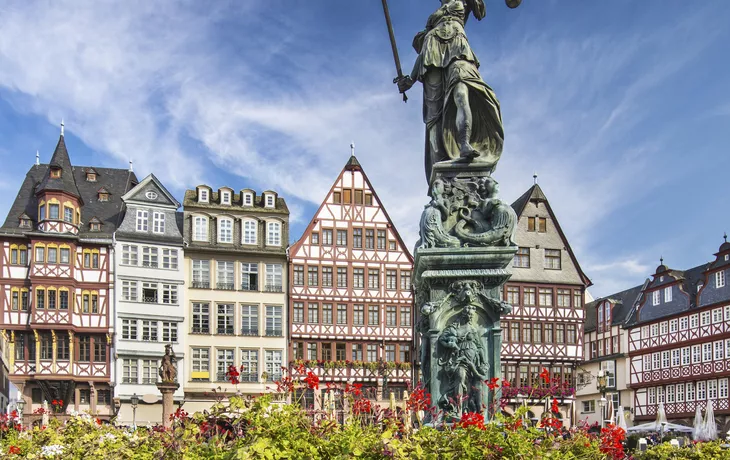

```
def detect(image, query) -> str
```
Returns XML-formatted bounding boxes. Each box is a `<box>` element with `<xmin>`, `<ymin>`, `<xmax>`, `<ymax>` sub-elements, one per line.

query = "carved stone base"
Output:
<box><xmin>156</xmin><ymin>382</ymin><xmax>180</xmax><ymax>428</ymax></box>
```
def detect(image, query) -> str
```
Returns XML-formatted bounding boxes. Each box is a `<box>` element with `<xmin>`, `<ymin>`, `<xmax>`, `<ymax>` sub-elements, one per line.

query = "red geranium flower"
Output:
<box><xmin>226</xmin><ymin>364</ymin><xmax>240</xmax><ymax>385</ymax></box>
<box><xmin>8</xmin><ymin>445</ymin><xmax>21</xmax><ymax>455</ymax></box>
<box><xmin>304</xmin><ymin>371</ymin><xmax>319</xmax><ymax>390</ymax></box>
<box><xmin>539</xmin><ymin>368</ymin><xmax>550</xmax><ymax>384</ymax></box>
<box><xmin>551</xmin><ymin>398</ymin><xmax>560</xmax><ymax>414</ymax></box>
<box><xmin>457</xmin><ymin>412</ymin><xmax>486</xmax><ymax>430</ymax></box>
<box><xmin>501</xmin><ymin>379</ymin><xmax>511</xmax><ymax>388</ymax></box>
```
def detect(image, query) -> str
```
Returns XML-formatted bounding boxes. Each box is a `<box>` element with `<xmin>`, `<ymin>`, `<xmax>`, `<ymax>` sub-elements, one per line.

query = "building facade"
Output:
<box><xmin>182</xmin><ymin>185</ymin><xmax>289</xmax><ymax>411</ymax></box>
<box><xmin>288</xmin><ymin>156</ymin><xmax>414</xmax><ymax>406</ymax></box>
<box><xmin>114</xmin><ymin>174</ymin><xmax>185</xmax><ymax>424</ymax></box>
<box><xmin>0</xmin><ymin>128</ymin><xmax>136</xmax><ymax>420</ymax></box>
<box><xmin>500</xmin><ymin>183</ymin><xmax>591</xmax><ymax>425</ymax></box>
<box><xmin>626</xmin><ymin>240</ymin><xmax>730</xmax><ymax>429</ymax></box>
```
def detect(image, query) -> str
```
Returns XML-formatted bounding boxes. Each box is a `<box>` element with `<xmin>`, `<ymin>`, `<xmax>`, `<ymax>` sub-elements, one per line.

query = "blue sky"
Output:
<box><xmin>0</xmin><ymin>0</ymin><xmax>729</xmax><ymax>297</ymax></box>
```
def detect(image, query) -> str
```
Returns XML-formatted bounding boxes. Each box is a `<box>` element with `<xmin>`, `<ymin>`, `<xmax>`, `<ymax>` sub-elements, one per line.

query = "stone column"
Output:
<box><xmin>156</xmin><ymin>382</ymin><xmax>180</xmax><ymax>428</ymax></box>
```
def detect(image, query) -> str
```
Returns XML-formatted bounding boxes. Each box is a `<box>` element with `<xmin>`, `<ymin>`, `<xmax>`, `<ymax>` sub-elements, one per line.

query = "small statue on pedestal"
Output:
<box><xmin>159</xmin><ymin>343</ymin><xmax>177</xmax><ymax>383</ymax></box>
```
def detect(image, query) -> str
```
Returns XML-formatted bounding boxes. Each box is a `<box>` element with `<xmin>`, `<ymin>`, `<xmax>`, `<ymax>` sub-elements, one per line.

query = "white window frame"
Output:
<box><xmin>652</xmin><ymin>290</ymin><xmax>660</xmax><ymax>306</ymax></box>
<box><xmin>690</xmin><ymin>314</ymin><xmax>699</xmax><ymax>328</ymax></box>
<box><xmin>679</xmin><ymin>316</ymin><xmax>688</xmax><ymax>330</ymax></box>
<box><xmin>161</xmin><ymin>248</ymin><xmax>178</xmax><ymax>270</ymax></box>
<box><xmin>713</xmin><ymin>308</ymin><xmax>723</xmax><ymax>324</ymax></box>
<box><xmin>686</xmin><ymin>382</ymin><xmax>695</xmax><ymax>401</ymax></box>
<box><xmin>243</xmin><ymin>192</ymin><xmax>253</xmax><ymax>206</ymax></box>
<box><xmin>648</xmin><ymin>387</ymin><xmax>656</xmax><ymax>405</ymax></box>
<box><xmin>677</xmin><ymin>383</ymin><xmax>685</xmax><ymax>402</ymax></box>
<box><xmin>664</xmin><ymin>286</ymin><xmax>672</xmax><ymax>302</ymax></box>
<box><xmin>682</xmin><ymin>347</ymin><xmax>690</xmax><ymax>366</ymax></box>
<box><xmin>242</xmin><ymin>219</ymin><xmax>257</xmax><ymax>245</ymax></box>
<box><xmin>692</xmin><ymin>344</ymin><xmax>701</xmax><ymax>363</ymax></box>
<box><xmin>717</xmin><ymin>270</ymin><xmax>726</xmax><ymax>288</ymax></box>
<box><xmin>671</xmin><ymin>349</ymin><xmax>680</xmax><ymax>367</ymax></box>
<box><xmin>669</xmin><ymin>319</ymin><xmax>678</xmax><ymax>333</ymax></box>
<box><xmin>122</xmin><ymin>280</ymin><xmax>138</xmax><ymax>302</ymax></box>
<box><xmin>221</xmin><ymin>190</ymin><xmax>231</xmax><ymax>205</ymax></box>
<box><xmin>650</xmin><ymin>324</ymin><xmax>659</xmax><ymax>337</ymax></box>
<box><xmin>266</xmin><ymin>221</ymin><xmax>281</xmax><ymax>246</ymax></box>
<box><xmin>198</xmin><ymin>188</ymin><xmax>209</xmax><ymax>203</ymax></box>
<box><xmin>720</xmin><ymin>379</ymin><xmax>729</xmax><ymax>399</ymax></box>
<box><xmin>122</xmin><ymin>244</ymin><xmax>138</xmax><ymax>266</ymax></box>
<box><xmin>715</xmin><ymin>341</ymin><xmax>724</xmax><ymax>360</ymax></box>
<box><xmin>643</xmin><ymin>354</ymin><xmax>652</xmax><ymax>371</ymax></box>
<box><xmin>161</xmin><ymin>284</ymin><xmax>178</xmax><ymax>305</ymax></box>
<box><xmin>703</xmin><ymin>342</ymin><xmax>713</xmax><ymax>362</ymax></box>
<box><xmin>193</xmin><ymin>216</ymin><xmax>208</xmax><ymax>242</ymax></box>
<box><xmin>136</xmin><ymin>209</ymin><xmax>148</xmax><ymax>232</ymax></box>
<box><xmin>153</xmin><ymin>211</ymin><xmax>165</xmax><ymax>234</ymax></box>
<box><xmin>697</xmin><ymin>381</ymin><xmax>706</xmax><ymax>400</ymax></box>
<box><xmin>264</xmin><ymin>194</ymin><xmax>275</xmax><ymax>208</ymax></box>
<box><xmin>660</xmin><ymin>322</ymin><xmax>668</xmax><ymax>335</ymax></box>
<box><xmin>218</xmin><ymin>217</ymin><xmax>233</xmax><ymax>244</ymax></box>
<box><xmin>701</xmin><ymin>311</ymin><xmax>711</xmax><ymax>326</ymax></box>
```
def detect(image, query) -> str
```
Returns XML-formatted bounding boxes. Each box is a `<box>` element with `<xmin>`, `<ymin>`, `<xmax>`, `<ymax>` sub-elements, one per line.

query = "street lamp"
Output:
<box><xmin>596</xmin><ymin>369</ymin><xmax>611</xmax><ymax>429</ymax></box>
<box><xmin>16</xmin><ymin>399</ymin><xmax>25</xmax><ymax>428</ymax></box>
<box><xmin>130</xmin><ymin>393</ymin><xmax>139</xmax><ymax>429</ymax></box>
<box><xmin>598</xmin><ymin>397</ymin><xmax>607</xmax><ymax>429</ymax></box>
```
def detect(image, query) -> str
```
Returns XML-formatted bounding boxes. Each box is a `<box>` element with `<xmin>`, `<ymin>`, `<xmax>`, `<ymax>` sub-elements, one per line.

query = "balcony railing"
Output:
<box><xmin>192</xmin><ymin>280</ymin><xmax>210</xmax><ymax>289</ymax></box>
<box><xmin>264</xmin><ymin>284</ymin><xmax>283</xmax><ymax>293</ymax></box>
<box><xmin>216</xmin><ymin>328</ymin><xmax>235</xmax><ymax>335</ymax></box>
<box><xmin>216</xmin><ymin>282</ymin><xmax>235</xmax><ymax>291</ymax></box>
<box><xmin>141</xmin><ymin>261</ymin><xmax>158</xmax><ymax>268</ymax></box>
<box><xmin>266</xmin><ymin>328</ymin><xmax>283</xmax><ymax>337</ymax></box>
<box><xmin>241</xmin><ymin>328</ymin><xmax>259</xmax><ymax>336</ymax></box>
<box><xmin>142</xmin><ymin>296</ymin><xmax>158</xmax><ymax>303</ymax></box>
<box><xmin>240</xmin><ymin>283</ymin><xmax>258</xmax><ymax>291</ymax></box>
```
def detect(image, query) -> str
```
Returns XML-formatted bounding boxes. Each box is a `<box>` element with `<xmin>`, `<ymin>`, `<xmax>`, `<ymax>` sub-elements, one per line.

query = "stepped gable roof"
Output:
<box><xmin>1</xmin><ymin>164</ymin><xmax>137</xmax><ymax>239</ymax></box>
<box><xmin>510</xmin><ymin>183</ymin><xmax>592</xmax><ymax>287</ymax></box>
<box><xmin>584</xmin><ymin>284</ymin><xmax>645</xmax><ymax>333</ymax></box>
<box><xmin>35</xmin><ymin>134</ymin><xmax>82</xmax><ymax>199</ymax></box>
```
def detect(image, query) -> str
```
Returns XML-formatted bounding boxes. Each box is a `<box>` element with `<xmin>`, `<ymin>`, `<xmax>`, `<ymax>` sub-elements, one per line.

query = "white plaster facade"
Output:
<box><xmin>113</xmin><ymin>174</ymin><xmax>185</xmax><ymax>425</ymax></box>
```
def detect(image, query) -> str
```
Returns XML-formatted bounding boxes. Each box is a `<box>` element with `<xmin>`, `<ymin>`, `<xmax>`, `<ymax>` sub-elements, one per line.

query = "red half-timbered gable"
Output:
<box><xmin>288</xmin><ymin>155</ymin><xmax>414</xmax><ymax>401</ymax></box>
<box><xmin>627</xmin><ymin>239</ymin><xmax>730</xmax><ymax>427</ymax></box>
<box><xmin>0</xmin><ymin>126</ymin><xmax>136</xmax><ymax>420</ymax></box>
<box><xmin>500</xmin><ymin>183</ymin><xmax>591</xmax><ymax>421</ymax></box>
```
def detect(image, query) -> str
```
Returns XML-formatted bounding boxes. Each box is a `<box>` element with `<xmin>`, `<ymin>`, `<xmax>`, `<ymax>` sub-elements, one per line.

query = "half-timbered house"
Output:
<box><xmin>0</xmin><ymin>125</ymin><xmax>137</xmax><ymax>421</ymax></box>
<box><xmin>626</xmin><ymin>239</ymin><xmax>730</xmax><ymax>429</ymax></box>
<box><xmin>288</xmin><ymin>155</ymin><xmax>414</xmax><ymax>407</ymax></box>
<box><xmin>182</xmin><ymin>184</ymin><xmax>289</xmax><ymax>411</ymax></box>
<box><xmin>501</xmin><ymin>182</ymin><xmax>591</xmax><ymax>425</ymax></box>
<box><xmin>114</xmin><ymin>174</ymin><xmax>185</xmax><ymax>424</ymax></box>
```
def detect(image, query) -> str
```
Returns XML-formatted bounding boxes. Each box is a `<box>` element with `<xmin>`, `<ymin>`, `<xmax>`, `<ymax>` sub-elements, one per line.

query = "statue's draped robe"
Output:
<box><xmin>414</xmin><ymin>0</ymin><xmax>504</xmax><ymax>180</ymax></box>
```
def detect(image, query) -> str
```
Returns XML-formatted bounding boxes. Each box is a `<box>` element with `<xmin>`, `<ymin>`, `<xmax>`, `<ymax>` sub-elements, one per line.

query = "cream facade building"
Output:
<box><xmin>182</xmin><ymin>186</ymin><xmax>288</xmax><ymax>411</ymax></box>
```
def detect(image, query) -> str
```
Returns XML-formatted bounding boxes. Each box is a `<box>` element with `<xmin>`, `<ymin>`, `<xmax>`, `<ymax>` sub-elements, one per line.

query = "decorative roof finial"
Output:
<box><xmin>128</xmin><ymin>160</ymin><xmax>133</xmax><ymax>172</ymax></box>
<box><xmin>60</xmin><ymin>119</ymin><xmax>64</xmax><ymax>136</ymax></box>
<box><xmin>533</xmin><ymin>172</ymin><xmax>538</xmax><ymax>185</ymax></box>
<box><xmin>660</xmin><ymin>256</ymin><xmax>664</xmax><ymax>265</ymax></box>
<box><xmin>350</xmin><ymin>142</ymin><xmax>355</xmax><ymax>157</ymax></box>
<box><xmin>724</xmin><ymin>232</ymin><xmax>728</xmax><ymax>243</ymax></box>
<box><xmin>35</xmin><ymin>150</ymin><xmax>40</xmax><ymax>166</ymax></box>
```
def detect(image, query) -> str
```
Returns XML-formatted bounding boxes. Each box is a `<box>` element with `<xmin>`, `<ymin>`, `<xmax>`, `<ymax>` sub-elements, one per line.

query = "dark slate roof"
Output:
<box><xmin>35</xmin><ymin>135</ymin><xmax>82</xmax><ymax>199</ymax></box>
<box><xmin>344</xmin><ymin>155</ymin><xmax>361</xmax><ymax>170</ymax></box>
<box><xmin>182</xmin><ymin>190</ymin><xmax>289</xmax><ymax>215</ymax></box>
<box><xmin>585</xmin><ymin>283</ymin><xmax>645</xmax><ymax>332</ymax></box>
<box><xmin>1</xmin><ymin>164</ymin><xmax>137</xmax><ymax>240</ymax></box>
<box><xmin>510</xmin><ymin>184</ymin><xmax>547</xmax><ymax>216</ymax></box>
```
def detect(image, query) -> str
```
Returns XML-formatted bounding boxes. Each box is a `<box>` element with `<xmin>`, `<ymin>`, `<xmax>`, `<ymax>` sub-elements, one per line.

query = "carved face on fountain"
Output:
<box><xmin>463</xmin><ymin>303</ymin><xmax>477</xmax><ymax>324</ymax></box>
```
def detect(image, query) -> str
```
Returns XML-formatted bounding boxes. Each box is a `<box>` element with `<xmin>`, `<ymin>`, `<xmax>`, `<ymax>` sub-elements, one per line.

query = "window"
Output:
<box><xmin>192</xmin><ymin>259</ymin><xmax>210</xmax><ymax>288</ymax></box>
<box><xmin>566</xmin><ymin>324</ymin><xmax>576</xmax><ymax>344</ymax></box>
<box><xmin>56</xmin><ymin>335</ymin><xmax>69</xmax><ymax>360</ymax></box>
<box><xmin>216</xmin><ymin>261</ymin><xmax>235</xmax><ymax>290</ymax></box>
<box><xmin>265</xmin><ymin>194</ymin><xmax>275</xmax><ymax>208</ymax></box>
<box><xmin>353</xmin><ymin>268</ymin><xmax>364</xmax><ymax>288</ymax></box>
<box><xmin>400</xmin><ymin>306</ymin><xmax>412</xmax><ymax>327</ymax></box>
<box><xmin>162</xmin><ymin>322</ymin><xmax>178</xmax><ymax>342</ymax></box>
<box><xmin>352</xmin><ymin>344</ymin><xmax>363</xmax><ymax>361</ymax></box>
<box><xmin>322</xmin><ymin>304</ymin><xmax>333</xmax><ymax>324</ymax></box>
<box><xmin>682</xmin><ymin>347</ymin><xmax>691</xmax><ymax>365</ymax></box>
<box><xmin>141</xmin><ymin>246</ymin><xmax>158</xmax><ymax>268</ymax></box>
<box><xmin>662</xmin><ymin>350</ymin><xmax>670</xmax><ymax>368</ymax></box>
<box><xmin>343</xmin><ymin>189</ymin><xmax>352</xmax><ymax>204</ymax></box>
<box><xmin>122</xmin><ymin>319</ymin><xmax>138</xmax><ymax>340</ymax></box>
<box><xmin>293</xmin><ymin>301</ymin><xmax>305</xmax><ymax>323</ymax></box>
<box><xmin>159</xmin><ymin>248</ymin><xmax>177</xmax><ymax>270</ymax></box>
<box><xmin>677</xmin><ymin>383</ymin><xmax>685</xmax><ymax>403</ymax></box>
<box><xmin>123</xmin><ymin>359</ymin><xmax>138</xmax><ymax>384</ymax></box>
<box><xmin>556</xmin><ymin>289</ymin><xmax>571</xmax><ymax>308</ymax></box>
<box><xmin>308</xmin><ymin>266</ymin><xmax>319</xmax><ymax>286</ymax></box>
<box><xmin>701</xmin><ymin>311</ymin><xmax>711</xmax><ymax>326</ymax></box>
<box><xmin>353</xmin><ymin>305</ymin><xmax>364</xmax><ymax>325</ymax></box>
<box><xmin>720</xmin><ymin>379</ymin><xmax>729</xmax><ymax>399</ymax></box>
<box><xmin>368</xmin><ymin>305</ymin><xmax>379</xmax><ymax>325</ymax></box>
<box><xmin>337</xmin><ymin>267</ymin><xmax>348</xmax><ymax>287</ymax></box>
<box><xmin>40</xmin><ymin>333</ymin><xmax>53</xmax><ymax>360</ymax></box>
<box><xmin>555</xmin><ymin>324</ymin><xmax>565</xmax><ymax>343</ymax></box>
<box><xmin>672</xmin><ymin>349</ymin><xmax>680</xmax><ymax>367</ymax></box>
<box><xmin>582</xmin><ymin>400</ymin><xmax>596</xmax><ymax>413</ymax></box>
<box><xmin>353</xmin><ymin>229</ymin><xmax>362</xmax><ymax>248</ymax></box>
<box><xmin>650</xmin><ymin>323</ymin><xmax>659</xmax><ymax>337</ymax></box>
<box><xmin>20</xmin><ymin>290</ymin><xmax>28</xmax><ymax>311</ymax></box>
<box><xmin>400</xmin><ymin>344</ymin><xmax>411</xmax><ymax>363</ymax></box>
<box><xmin>136</xmin><ymin>210</ymin><xmax>148</xmax><ymax>232</ymax></box>
<box><xmin>322</xmin><ymin>229</ymin><xmax>333</xmax><ymax>246</ymax></box>
<box><xmin>241</xmin><ymin>263</ymin><xmax>258</xmax><ymax>291</ymax></box>
<box><xmin>514</xmin><ymin>247</ymin><xmax>530</xmax><ymax>268</ymax></box>
<box><xmin>243</xmin><ymin>192</ymin><xmax>253</xmax><ymax>206</ymax></box>
<box><xmin>511</xmin><ymin>323</ymin><xmax>520</xmax><ymax>343</ymax></box>
<box><xmin>62</xmin><ymin>206</ymin><xmax>73</xmax><ymax>223</ymax></box>
<box><xmin>538</xmin><ymin>288</ymin><xmax>553</xmax><ymax>306</ymax></box>
<box><xmin>216</xmin><ymin>349</ymin><xmax>235</xmax><ymax>382</ymax></box>
<box><xmin>265</xmin><ymin>350</ymin><xmax>283</xmax><ymax>381</ymax></box>
<box><xmin>386</xmin><ymin>306</ymin><xmax>397</xmax><ymax>327</ymax></box>
<box><xmin>35</xmin><ymin>245</ymin><xmax>45</xmax><ymax>263</ymax></box>
<box><xmin>544</xmin><ymin>249</ymin><xmax>561</xmax><ymax>269</ymax></box>
<box><xmin>308</xmin><ymin>303</ymin><xmax>319</xmax><ymax>324</ymax></box>
<box><xmin>122</xmin><ymin>245</ymin><xmax>138</xmax><ymax>265</ymax></box>
<box><xmin>692</xmin><ymin>345</ymin><xmax>701</xmax><ymax>363</ymax></box>
<box><xmin>664</xmin><ymin>286</ymin><xmax>672</xmax><ymax>302</ymax></box>
<box><xmin>669</xmin><ymin>319</ymin><xmax>678</xmax><ymax>333</ymax></box>
<box><xmin>221</xmin><ymin>191</ymin><xmax>231</xmax><ymax>205</ymax></box>
<box><xmin>365</xmin><ymin>229</ymin><xmax>374</xmax><ymax>249</ymax></box>
<box><xmin>703</xmin><ymin>343</ymin><xmax>713</xmax><ymax>362</ymax></box>
<box><xmin>332</xmin><ymin>192</ymin><xmax>341</xmax><ymax>204</ymax></box>
<box><xmin>697</xmin><ymin>381</ymin><xmax>706</xmax><ymax>400</ymax></box>
<box><xmin>686</xmin><ymin>382</ymin><xmax>695</xmax><ymax>401</ymax></box>
<box><xmin>522</xmin><ymin>323</ymin><xmax>532</xmax><ymax>343</ymax></box>
<box><xmin>152</xmin><ymin>212</ymin><xmax>165</xmax><ymax>234</ymax></box>
<box><xmin>717</xmin><ymin>270</ymin><xmax>726</xmax><ymax>288</ymax></box>
<box><xmin>307</xmin><ymin>343</ymin><xmax>317</xmax><ymax>360</ymax></box>
<box><xmin>366</xmin><ymin>344</ymin><xmax>378</xmax><ymax>362</ymax></box>
<box><xmin>377</xmin><ymin>230</ymin><xmax>387</xmax><ymax>249</ymax></box>
<box><xmin>400</xmin><ymin>271</ymin><xmax>412</xmax><ymax>291</ymax></box>
<box><xmin>48</xmin><ymin>289</ymin><xmax>57</xmax><ymax>309</ymax></box>
<box><xmin>161</xmin><ymin>284</ymin><xmax>177</xmax><ymax>304</ymax></box>
<box><xmin>322</xmin><ymin>266</ymin><xmax>333</xmax><ymax>287</ymax></box>
<box><xmin>141</xmin><ymin>321</ymin><xmax>158</xmax><ymax>341</ymax></box>
<box><xmin>660</xmin><ymin>322</ymin><xmax>668</xmax><ymax>335</ymax></box>
<box><xmin>505</xmin><ymin>287</ymin><xmax>519</xmax><ymax>305</ymax></box>
<box><xmin>336</xmin><ymin>230</ymin><xmax>348</xmax><ymax>246</ymax></box>
<box><xmin>142</xmin><ymin>282</ymin><xmax>157</xmax><ymax>303</ymax></box>
<box><xmin>713</xmin><ymin>308</ymin><xmax>723</xmax><ymax>324</ymax></box>
<box><xmin>337</xmin><ymin>304</ymin><xmax>347</xmax><ymax>324</ymax></box>
<box><xmin>715</xmin><ymin>341</ymin><xmax>724</xmax><ymax>360</ymax></box>
<box><xmin>690</xmin><ymin>314</ymin><xmax>699</xmax><ymax>328</ymax></box>
<box><xmin>266</xmin><ymin>305</ymin><xmax>283</xmax><ymax>336</ymax></box>
<box><xmin>78</xmin><ymin>336</ymin><xmax>91</xmax><ymax>362</ymax></box>
<box><xmin>680</xmin><ymin>316</ymin><xmax>688</xmax><ymax>330</ymax></box>
<box><xmin>643</xmin><ymin>354</ymin><xmax>651</xmax><ymax>371</ymax></box>
<box><xmin>336</xmin><ymin>343</ymin><xmax>346</xmax><ymax>360</ymax></box>
<box><xmin>217</xmin><ymin>304</ymin><xmax>235</xmax><ymax>335</ymax></box>
<box><xmin>49</xmin><ymin>203</ymin><xmax>59</xmax><ymax>219</ymax></box>
<box><xmin>199</xmin><ymin>189</ymin><xmax>209</xmax><ymax>203</ymax></box>
<box><xmin>533</xmin><ymin>323</ymin><xmax>542</xmax><ymax>343</ymax></box>
<box><xmin>265</xmin><ymin>264</ymin><xmax>283</xmax><ymax>292</ymax></box>
<box><xmin>527</xmin><ymin>217</ymin><xmax>535</xmax><ymax>231</ymax></box>
<box><xmin>36</xmin><ymin>288</ymin><xmax>45</xmax><ymax>310</ymax></box>
<box><xmin>191</xmin><ymin>348</ymin><xmax>210</xmax><ymax>381</ymax></box>
<box><xmin>60</xmin><ymin>248</ymin><xmax>70</xmax><ymax>264</ymax></box>
<box><xmin>652</xmin><ymin>290</ymin><xmax>660</xmax><ymax>306</ymax></box>
<box><xmin>523</xmin><ymin>288</ymin><xmax>536</xmax><ymax>306</ymax></box>
<box><xmin>240</xmin><ymin>349</ymin><xmax>258</xmax><ymax>382</ymax></box>
<box><xmin>218</xmin><ymin>218</ymin><xmax>233</xmax><ymax>243</ymax></box>
<box><xmin>137</xmin><ymin>359</ymin><xmax>157</xmax><ymax>384</ymax></box>
<box><xmin>192</xmin><ymin>303</ymin><xmax>210</xmax><ymax>333</ymax></box>
<box><xmin>242</xmin><ymin>219</ymin><xmax>258</xmax><ymax>245</ymax></box>
<box><xmin>267</xmin><ymin>221</ymin><xmax>281</xmax><ymax>246</ymax></box>
<box><xmin>293</xmin><ymin>265</ymin><xmax>304</xmax><ymax>286</ymax></box>
<box><xmin>47</xmin><ymin>246</ymin><xmax>57</xmax><ymax>263</ymax></box>
<box><xmin>368</xmin><ymin>269</ymin><xmax>379</xmax><ymax>289</ymax></box>
<box><xmin>193</xmin><ymin>216</ymin><xmax>208</xmax><ymax>241</ymax></box>
<box><xmin>122</xmin><ymin>281</ymin><xmax>138</xmax><ymax>302</ymax></box>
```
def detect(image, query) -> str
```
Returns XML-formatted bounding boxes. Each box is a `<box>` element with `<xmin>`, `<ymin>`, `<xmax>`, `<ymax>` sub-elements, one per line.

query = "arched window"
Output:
<box><xmin>193</xmin><ymin>216</ymin><xmax>208</xmax><ymax>242</ymax></box>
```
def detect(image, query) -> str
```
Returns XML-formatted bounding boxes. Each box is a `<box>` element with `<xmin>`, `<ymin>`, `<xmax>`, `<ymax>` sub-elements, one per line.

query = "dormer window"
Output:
<box><xmin>19</xmin><ymin>218</ymin><xmax>31</xmax><ymax>229</ymax></box>
<box><xmin>86</xmin><ymin>170</ymin><xmax>97</xmax><ymax>182</ymax></box>
<box><xmin>717</xmin><ymin>271</ymin><xmax>726</xmax><ymax>289</ymax></box>
<box><xmin>50</xmin><ymin>168</ymin><xmax>61</xmax><ymax>179</ymax></box>
<box><xmin>243</xmin><ymin>192</ymin><xmax>253</xmax><ymax>207</ymax></box>
<box><xmin>98</xmin><ymin>193</ymin><xmax>109</xmax><ymax>202</ymax></box>
<box><xmin>652</xmin><ymin>290</ymin><xmax>661</xmax><ymax>306</ymax></box>
<box><xmin>265</xmin><ymin>194</ymin><xmax>275</xmax><ymax>208</ymax></box>
<box><xmin>89</xmin><ymin>218</ymin><xmax>102</xmax><ymax>232</ymax></box>
<box><xmin>198</xmin><ymin>188</ymin><xmax>209</xmax><ymax>203</ymax></box>
<box><xmin>725</xmin><ymin>255</ymin><xmax>729</xmax><ymax>262</ymax></box>
<box><xmin>221</xmin><ymin>191</ymin><xmax>231</xmax><ymax>205</ymax></box>
<box><xmin>664</xmin><ymin>286</ymin><xmax>672</xmax><ymax>302</ymax></box>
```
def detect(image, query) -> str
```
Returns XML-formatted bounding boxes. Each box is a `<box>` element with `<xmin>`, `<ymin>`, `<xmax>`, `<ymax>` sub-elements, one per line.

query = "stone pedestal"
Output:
<box><xmin>414</xmin><ymin>162</ymin><xmax>517</xmax><ymax>423</ymax></box>
<box><xmin>156</xmin><ymin>382</ymin><xmax>180</xmax><ymax>428</ymax></box>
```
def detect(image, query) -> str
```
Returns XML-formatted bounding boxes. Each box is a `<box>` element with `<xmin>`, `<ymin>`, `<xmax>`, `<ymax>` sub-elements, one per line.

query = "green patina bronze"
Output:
<box><xmin>389</xmin><ymin>0</ymin><xmax>521</xmax><ymax>423</ymax></box>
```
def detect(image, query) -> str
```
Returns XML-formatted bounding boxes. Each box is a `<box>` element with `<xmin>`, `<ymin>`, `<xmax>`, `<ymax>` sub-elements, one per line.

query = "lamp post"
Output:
<box><xmin>16</xmin><ymin>399</ymin><xmax>25</xmax><ymax>428</ymax></box>
<box><xmin>596</xmin><ymin>369</ymin><xmax>611</xmax><ymax>429</ymax></box>
<box><xmin>130</xmin><ymin>393</ymin><xmax>139</xmax><ymax>429</ymax></box>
